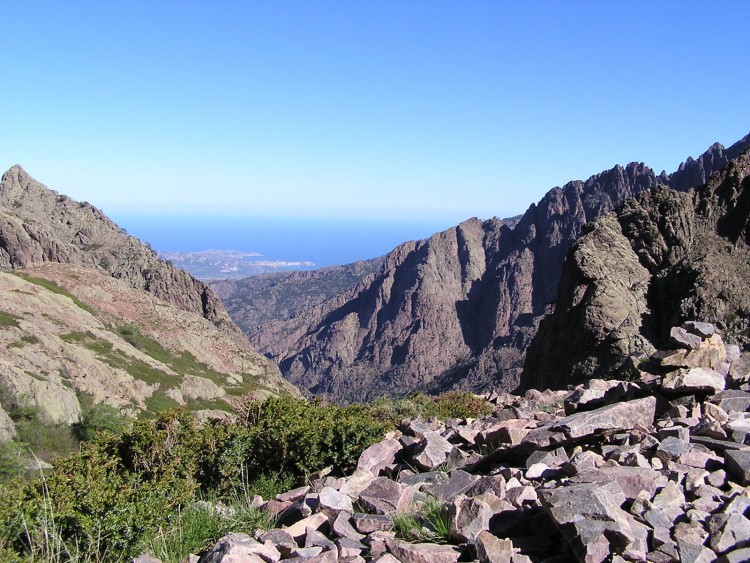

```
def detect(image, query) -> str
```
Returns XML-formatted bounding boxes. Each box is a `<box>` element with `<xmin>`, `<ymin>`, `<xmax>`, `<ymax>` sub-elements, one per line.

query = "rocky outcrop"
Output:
<box><xmin>236</xmin><ymin>134</ymin><xmax>750</xmax><ymax>402</ymax></box>
<box><xmin>0</xmin><ymin>165</ymin><xmax>236</xmax><ymax>333</ymax></box>
<box><xmin>164</xmin><ymin>322</ymin><xmax>750</xmax><ymax>563</ymax></box>
<box><xmin>523</xmin><ymin>147</ymin><xmax>750</xmax><ymax>391</ymax></box>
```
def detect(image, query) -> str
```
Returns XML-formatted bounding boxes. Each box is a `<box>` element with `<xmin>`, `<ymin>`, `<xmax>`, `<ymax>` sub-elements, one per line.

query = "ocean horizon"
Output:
<box><xmin>111</xmin><ymin>214</ymin><xmax>459</xmax><ymax>268</ymax></box>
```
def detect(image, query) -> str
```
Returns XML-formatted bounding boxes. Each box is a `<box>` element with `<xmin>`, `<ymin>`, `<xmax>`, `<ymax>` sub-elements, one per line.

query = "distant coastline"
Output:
<box><xmin>111</xmin><ymin>214</ymin><xmax>454</xmax><ymax>269</ymax></box>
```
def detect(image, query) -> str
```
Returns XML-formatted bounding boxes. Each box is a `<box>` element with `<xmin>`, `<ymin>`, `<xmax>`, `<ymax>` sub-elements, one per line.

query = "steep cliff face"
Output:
<box><xmin>241</xmin><ymin>134</ymin><xmax>750</xmax><ymax>402</ymax></box>
<box><xmin>522</xmin><ymin>147</ymin><xmax>750</xmax><ymax>391</ymax></box>
<box><xmin>211</xmin><ymin>258</ymin><xmax>385</xmax><ymax>331</ymax></box>
<box><xmin>0</xmin><ymin>166</ymin><xmax>235</xmax><ymax>334</ymax></box>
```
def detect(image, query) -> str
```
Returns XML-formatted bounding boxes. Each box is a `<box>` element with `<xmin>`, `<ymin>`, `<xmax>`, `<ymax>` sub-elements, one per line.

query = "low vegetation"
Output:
<box><xmin>13</xmin><ymin>273</ymin><xmax>97</xmax><ymax>316</ymax></box>
<box><xmin>0</xmin><ymin>391</ymin><xmax>488</xmax><ymax>561</ymax></box>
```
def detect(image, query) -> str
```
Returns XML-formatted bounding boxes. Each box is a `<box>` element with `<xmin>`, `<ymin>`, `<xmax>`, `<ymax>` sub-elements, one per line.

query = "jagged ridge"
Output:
<box><xmin>236</xmin><ymin>133</ymin><xmax>750</xmax><ymax>402</ymax></box>
<box><xmin>522</xmin><ymin>146</ymin><xmax>750</xmax><ymax>391</ymax></box>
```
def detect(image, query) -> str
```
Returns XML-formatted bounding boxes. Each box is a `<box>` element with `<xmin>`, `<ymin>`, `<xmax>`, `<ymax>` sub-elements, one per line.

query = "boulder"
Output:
<box><xmin>724</xmin><ymin>450</ymin><xmax>750</xmax><ymax>486</ymax></box>
<box><xmin>662</xmin><ymin>367</ymin><xmax>726</xmax><ymax>393</ymax></box>
<box><xmin>540</xmin><ymin>481</ymin><xmax>649</xmax><ymax>561</ymax></box>
<box><xmin>197</xmin><ymin>533</ymin><xmax>280</xmax><ymax>563</ymax></box>
<box><xmin>411</xmin><ymin>431</ymin><xmax>454</xmax><ymax>471</ymax></box>
<box><xmin>358</xmin><ymin>477</ymin><xmax>414</xmax><ymax>516</ymax></box>
<box><xmin>551</xmin><ymin>396</ymin><xmax>656</xmax><ymax>439</ymax></box>
<box><xmin>357</xmin><ymin>438</ymin><xmax>402</xmax><ymax>475</ymax></box>
<box><xmin>385</xmin><ymin>538</ymin><xmax>460</xmax><ymax>563</ymax></box>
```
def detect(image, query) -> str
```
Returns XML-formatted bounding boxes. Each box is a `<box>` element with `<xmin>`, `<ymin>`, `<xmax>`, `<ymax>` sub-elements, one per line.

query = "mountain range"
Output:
<box><xmin>217</xmin><ymin>133</ymin><xmax>750</xmax><ymax>402</ymax></box>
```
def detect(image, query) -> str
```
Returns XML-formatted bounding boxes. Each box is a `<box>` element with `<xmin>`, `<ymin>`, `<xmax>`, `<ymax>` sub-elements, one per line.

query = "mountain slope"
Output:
<box><xmin>0</xmin><ymin>167</ymin><xmax>300</xmax><ymax>438</ymax></box>
<box><xmin>210</xmin><ymin>257</ymin><xmax>385</xmax><ymax>331</ymax></box>
<box><xmin>238</xmin><ymin>133</ymin><xmax>750</xmax><ymax>402</ymax></box>
<box><xmin>522</xmin><ymin>146</ymin><xmax>750</xmax><ymax>391</ymax></box>
<box><xmin>0</xmin><ymin>165</ymin><xmax>234</xmax><ymax>332</ymax></box>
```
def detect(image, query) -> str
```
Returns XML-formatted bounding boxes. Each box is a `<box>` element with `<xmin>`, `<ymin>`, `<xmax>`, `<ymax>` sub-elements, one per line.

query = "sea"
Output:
<box><xmin>111</xmin><ymin>214</ymin><xmax>457</xmax><ymax>268</ymax></box>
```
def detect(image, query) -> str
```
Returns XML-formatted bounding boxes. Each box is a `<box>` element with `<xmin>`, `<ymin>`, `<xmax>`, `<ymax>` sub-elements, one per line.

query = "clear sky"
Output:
<box><xmin>2</xmin><ymin>1</ymin><xmax>749</xmax><ymax>225</ymax></box>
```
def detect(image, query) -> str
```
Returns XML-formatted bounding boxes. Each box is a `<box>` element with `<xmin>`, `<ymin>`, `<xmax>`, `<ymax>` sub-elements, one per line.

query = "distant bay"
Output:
<box><xmin>110</xmin><ymin>214</ymin><xmax>456</xmax><ymax>268</ymax></box>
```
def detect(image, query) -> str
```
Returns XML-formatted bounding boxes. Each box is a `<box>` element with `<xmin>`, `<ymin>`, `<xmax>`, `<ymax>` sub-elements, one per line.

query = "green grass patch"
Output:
<box><xmin>145</xmin><ymin>492</ymin><xmax>274</xmax><ymax>563</ymax></box>
<box><xmin>393</xmin><ymin>497</ymin><xmax>452</xmax><ymax>544</ymax></box>
<box><xmin>144</xmin><ymin>392</ymin><xmax>182</xmax><ymax>414</ymax></box>
<box><xmin>0</xmin><ymin>311</ymin><xmax>21</xmax><ymax>329</ymax></box>
<box><xmin>7</xmin><ymin>334</ymin><xmax>41</xmax><ymax>349</ymax></box>
<box><xmin>13</xmin><ymin>273</ymin><xmax>97</xmax><ymax>316</ymax></box>
<box><xmin>61</xmin><ymin>331</ymin><xmax>177</xmax><ymax>389</ymax></box>
<box><xmin>116</xmin><ymin>324</ymin><xmax>228</xmax><ymax>384</ymax></box>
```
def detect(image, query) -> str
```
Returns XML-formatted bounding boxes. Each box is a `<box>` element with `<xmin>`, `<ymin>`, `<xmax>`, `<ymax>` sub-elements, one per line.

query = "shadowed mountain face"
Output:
<box><xmin>0</xmin><ymin>166</ymin><xmax>237</xmax><ymax>335</ymax></box>
<box><xmin>522</xmin><ymin>147</ymin><xmax>750</xmax><ymax>391</ymax></box>
<box><xmin>233</xmin><ymin>134</ymin><xmax>750</xmax><ymax>403</ymax></box>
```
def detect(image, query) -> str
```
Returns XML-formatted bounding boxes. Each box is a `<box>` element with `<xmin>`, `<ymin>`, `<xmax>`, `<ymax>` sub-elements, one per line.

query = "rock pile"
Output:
<box><xmin>161</xmin><ymin>322</ymin><xmax>750</xmax><ymax>562</ymax></box>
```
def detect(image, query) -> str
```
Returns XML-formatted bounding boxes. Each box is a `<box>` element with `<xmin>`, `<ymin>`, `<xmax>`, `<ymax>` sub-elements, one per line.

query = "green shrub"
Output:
<box><xmin>72</xmin><ymin>394</ymin><xmax>130</xmax><ymax>442</ymax></box>
<box><xmin>223</xmin><ymin>396</ymin><xmax>390</xmax><ymax>490</ymax></box>
<box><xmin>371</xmin><ymin>391</ymin><xmax>491</xmax><ymax>423</ymax></box>
<box><xmin>2</xmin><ymin>410</ymin><xmax>202</xmax><ymax>559</ymax></box>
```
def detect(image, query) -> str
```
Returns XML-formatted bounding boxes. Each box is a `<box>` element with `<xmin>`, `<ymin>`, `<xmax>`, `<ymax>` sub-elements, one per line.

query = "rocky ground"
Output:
<box><xmin>137</xmin><ymin>321</ymin><xmax>750</xmax><ymax>562</ymax></box>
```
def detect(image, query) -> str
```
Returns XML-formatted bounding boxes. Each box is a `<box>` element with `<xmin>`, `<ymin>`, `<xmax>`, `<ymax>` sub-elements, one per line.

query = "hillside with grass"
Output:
<box><xmin>0</xmin><ymin>261</ymin><xmax>299</xmax><ymax>469</ymax></box>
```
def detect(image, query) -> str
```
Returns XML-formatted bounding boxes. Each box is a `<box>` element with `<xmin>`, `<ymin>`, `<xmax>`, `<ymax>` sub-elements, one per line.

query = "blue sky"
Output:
<box><xmin>2</xmin><ymin>1</ymin><xmax>749</xmax><ymax>225</ymax></box>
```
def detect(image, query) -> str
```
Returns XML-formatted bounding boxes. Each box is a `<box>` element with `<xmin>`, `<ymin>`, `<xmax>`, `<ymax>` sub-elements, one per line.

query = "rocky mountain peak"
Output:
<box><xmin>0</xmin><ymin>165</ymin><xmax>239</xmax><ymax>334</ymax></box>
<box><xmin>522</xmin><ymin>146</ymin><xmax>750</xmax><ymax>392</ymax></box>
<box><xmin>228</xmin><ymin>132</ymin><xmax>750</xmax><ymax>403</ymax></box>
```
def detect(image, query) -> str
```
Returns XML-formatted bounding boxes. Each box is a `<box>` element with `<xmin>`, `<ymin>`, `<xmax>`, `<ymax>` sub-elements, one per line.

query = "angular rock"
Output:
<box><xmin>475</xmin><ymin>531</ymin><xmax>514</xmax><ymax>563</ymax></box>
<box><xmin>385</xmin><ymin>538</ymin><xmax>460</xmax><ymax>563</ymax></box>
<box><xmin>400</xmin><ymin>471</ymin><xmax>449</xmax><ymax>489</ymax></box>
<box><xmin>655</xmin><ymin>436</ymin><xmax>692</xmax><ymax>463</ymax></box>
<box><xmin>551</xmin><ymin>396</ymin><xmax>656</xmax><ymax>439</ymax></box>
<box><xmin>710</xmin><ymin>390</ymin><xmax>750</xmax><ymax>413</ymax></box>
<box><xmin>352</xmin><ymin>513</ymin><xmax>393</xmax><ymax>534</ymax></box>
<box><xmin>671</xmin><ymin>326</ymin><xmax>704</xmax><ymax>350</ymax></box>
<box><xmin>357</xmin><ymin>438</ymin><xmax>402</xmax><ymax>475</ymax></box>
<box><xmin>197</xmin><ymin>533</ymin><xmax>279</xmax><ymax>563</ymax></box>
<box><xmin>332</xmin><ymin>511</ymin><xmax>365</xmax><ymax>541</ymax></box>
<box><xmin>652</xmin><ymin>480</ymin><xmax>685</xmax><ymax>511</ymax></box>
<box><xmin>571</xmin><ymin>466</ymin><xmax>666</xmax><ymax>501</ymax></box>
<box><xmin>305</xmin><ymin>527</ymin><xmax>336</xmax><ymax>552</ymax></box>
<box><xmin>411</xmin><ymin>431</ymin><xmax>454</xmax><ymax>471</ymax></box>
<box><xmin>259</xmin><ymin>529</ymin><xmax>297</xmax><ymax>557</ymax></box>
<box><xmin>446</xmin><ymin>495</ymin><xmax>493</xmax><ymax>542</ymax></box>
<box><xmin>725</xmin><ymin>450</ymin><xmax>750</xmax><ymax>485</ymax></box>
<box><xmin>277</xmin><ymin>486</ymin><xmax>311</xmax><ymax>503</ymax></box>
<box><xmin>709</xmin><ymin>513</ymin><xmax>750</xmax><ymax>554</ymax></box>
<box><xmin>677</xmin><ymin>541</ymin><xmax>717</xmax><ymax>563</ymax></box>
<box><xmin>683</xmin><ymin>321</ymin><xmax>716</xmax><ymax>339</ymax></box>
<box><xmin>662</xmin><ymin>367</ymin><xmax>726</xmax><ymax>393</ymax></box>
<box><xmin>540</xmin><ymin>481</ymin><xmax>648</xmax><ymax>561</ymax></box>
<box><xmin>339</xmin><ymin>469</ymin><xmax>377</xmax><ymax>498</ymax></box>
<box><xmin>426</xmin><ymin>469</ymin><xmax>478</xmax><ymax>501</ymax></box>
<box><xmin>318</xmin><ymin>486</ymin><xmax>353</xmax><ymax>514</ymax></box>
<box><xmin>337</xmin><ymin>539</ymin><xmax>365</xmax><ymax>559</ymax></box>
<box><xmin>284</xmin><ymin>513</ymin><xmax>329</xmax><ymax>542</ymax></box>
<box><xmin>359</xmin><ymin>477</ymin><xmax>414</xmax><ymax>516</ymax></box>
<box><xmin>290</xmin><ymin>546</ymin><xmax>324</xmax><ymax>558</ymax></box>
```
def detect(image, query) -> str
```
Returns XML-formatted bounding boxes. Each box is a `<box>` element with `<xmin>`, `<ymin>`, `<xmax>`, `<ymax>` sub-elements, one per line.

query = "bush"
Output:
<box><xmin>223</xmin><ymin>396</ymin><xmax>390</xmax><ymax>491</ymax></box>
<box><xmin>72</xmin><ymin>394</ymin><xmax>130</xmax><ymax>442</ymax></box>
<box><xmin>370</xmin><ymin>391</ymin><xmax>492</xmax><ymax>423</ymax></box>
<box><xmin>3</xmin><ymin>410</ymin><xmax>201</xmax><ymax>559</ymax></box>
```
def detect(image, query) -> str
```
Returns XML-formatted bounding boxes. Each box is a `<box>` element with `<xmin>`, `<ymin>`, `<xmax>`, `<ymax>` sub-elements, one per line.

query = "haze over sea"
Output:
<box><xmin>112</xmin><ymin>214</ymin><xmax>455</xmax><ymax>268</ymax></box>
